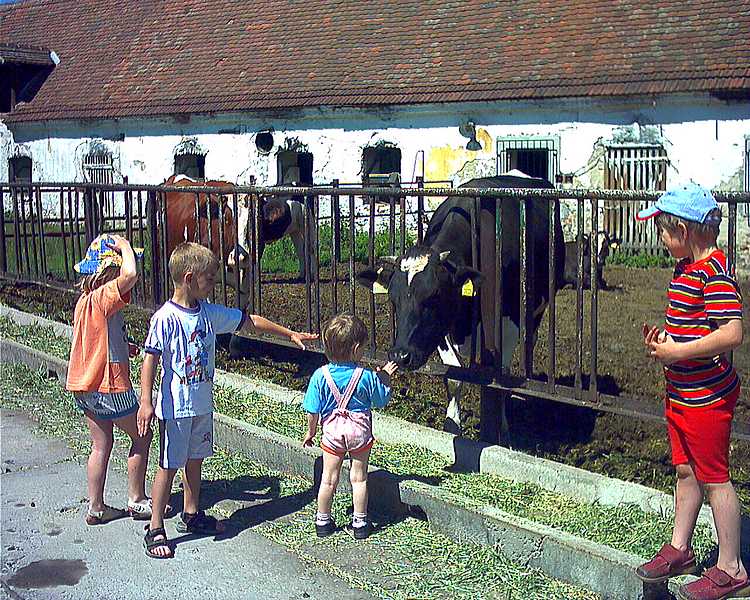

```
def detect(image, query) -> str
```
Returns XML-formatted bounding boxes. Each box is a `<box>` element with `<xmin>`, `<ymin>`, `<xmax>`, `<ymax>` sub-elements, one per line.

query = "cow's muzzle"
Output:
<box><xmin>389</xmin><ymin>348</ymin><xmax>416</xmax><ymax>369</ymax></box>
<box><xmin>227</xmin><ymin>244</ymin><xmax>249</xmax><ymax>268</ymax></box>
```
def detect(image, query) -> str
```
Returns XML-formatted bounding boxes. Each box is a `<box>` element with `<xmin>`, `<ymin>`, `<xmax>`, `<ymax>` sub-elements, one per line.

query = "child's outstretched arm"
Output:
<box><xmin>110</xmin><ymin>235</ymin><xmax>138</xmax><ymax>295</ymax></box>
<box><xmin>376</xmin><ymin>361</ymin><xmax>399</xmax><ymax>387</ymax></box>
<box><xmin>137</xmin><ymin>352</ymin><xmax>157</xmax><ymax>436</ymax></box>
<box><xmin>302</xmin><ymin>413</ymin><xmax>319</xmax><ymax>447</ymax></box>
<box><xmin>239</xmin><ymin>315</ymin><xmax>318</xmax><ymax>349</ymax></box>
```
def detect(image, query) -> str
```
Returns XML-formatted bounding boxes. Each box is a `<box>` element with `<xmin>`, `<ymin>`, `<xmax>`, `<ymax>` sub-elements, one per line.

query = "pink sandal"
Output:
<box><xmin>677</xmin><ymin>566</ymin><xmax>750</xmax><ymax>600</ymax></box>
<box><xmin>635</xmin><ymin>543</ymin><xmax>696</xmax><ymax>583</ymax></box>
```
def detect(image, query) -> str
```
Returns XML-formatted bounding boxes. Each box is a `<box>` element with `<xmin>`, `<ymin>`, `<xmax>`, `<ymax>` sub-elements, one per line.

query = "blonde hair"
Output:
<box><xmin>655</xmin><ymin>209</ymin><xmax>721</xmax><ymax>245</ymax></box>
<box><xmin>322</xmin><ymin>313</ymin><xmax>368</xmax><ymax>363</ymax></box>
<box><xmin>77</xmin><ymin>265</ymin><xmax>119</xmax><ymax>293</ymax></box>
<box><xmin>169</xmin><ymin>242</ymin><xmax>220</xmax><ymax>284</ymax></box>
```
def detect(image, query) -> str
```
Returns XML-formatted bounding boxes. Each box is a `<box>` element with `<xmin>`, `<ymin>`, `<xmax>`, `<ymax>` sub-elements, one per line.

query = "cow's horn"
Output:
<box><xmin>439</xmin><ymin>250</ymin><xmax>451</xmax><ymax>262</ymax></box>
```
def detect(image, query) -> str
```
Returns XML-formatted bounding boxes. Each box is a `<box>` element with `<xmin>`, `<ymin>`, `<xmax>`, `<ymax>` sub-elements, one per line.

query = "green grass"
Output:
<box><xmin>260</xmin><ymin>222</ymin><xmax>417</xmax><ymax>274</ymax></box>
<box><xmin>0</xmin><ymin>315</ymin><xmax>717</xmax><ymax>562</ymax></box>
<box><xmin>607</xmin><ymin>250</ymin><xmax>674</xmax><ymax>269</ymax></box>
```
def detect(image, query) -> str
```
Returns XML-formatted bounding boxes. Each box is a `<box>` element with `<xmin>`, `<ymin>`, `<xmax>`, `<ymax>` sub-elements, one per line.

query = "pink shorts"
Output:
<box><xmin>320</xmin><ymin>409</ymin><xmax>374</xmax><ymax>457</ymax></box>
<box><xmin>665</xmin><ymin>389</ymin><xmax>738</xmax><ymax>484</ymax></box>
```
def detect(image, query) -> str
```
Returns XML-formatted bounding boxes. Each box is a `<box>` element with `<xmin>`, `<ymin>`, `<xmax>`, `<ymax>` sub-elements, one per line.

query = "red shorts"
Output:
<box><xmin>665</xmin><ymin>389</ymin><xmax>739</xmax><ymax>484</ymax></box>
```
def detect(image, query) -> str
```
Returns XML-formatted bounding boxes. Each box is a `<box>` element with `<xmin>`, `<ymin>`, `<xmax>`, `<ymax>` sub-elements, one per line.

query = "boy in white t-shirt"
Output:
<box><xmin>138</xmin><ymin>242</ymin><xmax>316</xmax><ymax>559</ymax></box>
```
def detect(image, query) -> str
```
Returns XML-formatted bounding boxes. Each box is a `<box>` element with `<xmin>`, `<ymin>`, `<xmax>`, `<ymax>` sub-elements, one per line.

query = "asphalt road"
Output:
<box><xmin>0</xmin><ymin>408</ymin><xmax>374</xmax><ymax>600</ymax></box>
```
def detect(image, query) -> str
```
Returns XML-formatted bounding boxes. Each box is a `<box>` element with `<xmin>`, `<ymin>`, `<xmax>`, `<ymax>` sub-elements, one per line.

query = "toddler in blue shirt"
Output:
<box><xmin>302</xmin><ymin>313</ymin><xmax>398</xmax><ymax>539</ymax></box>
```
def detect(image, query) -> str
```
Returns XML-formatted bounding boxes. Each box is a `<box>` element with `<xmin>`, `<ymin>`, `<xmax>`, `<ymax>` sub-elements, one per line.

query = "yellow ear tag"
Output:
<box><xmin>372</xmin><ymin>282</ymin><xmax>388</xmax><ymax>294</ymax></box>
<box><xmin>461</xmin><ymin>279</ymin><xmax>476</xmax><ymax>297</ymax></box>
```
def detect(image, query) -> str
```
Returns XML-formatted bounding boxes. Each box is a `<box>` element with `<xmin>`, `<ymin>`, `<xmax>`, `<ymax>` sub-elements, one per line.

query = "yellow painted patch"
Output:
<box><xmin>425</xmin><ymin>127</ymin><xmax>493</xmax><ymax>181</ymax></box>
<box><xmin>373</xmin><ymin>282</ymin><xmax>388</xmax><ymax>294</ymax></box>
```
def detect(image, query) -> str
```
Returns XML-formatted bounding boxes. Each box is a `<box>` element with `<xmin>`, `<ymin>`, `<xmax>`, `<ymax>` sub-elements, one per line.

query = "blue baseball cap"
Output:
<box><xmin>636</xmin><ymin>182</ymin><xmax>720</xmax><ymax>224</ymax></box>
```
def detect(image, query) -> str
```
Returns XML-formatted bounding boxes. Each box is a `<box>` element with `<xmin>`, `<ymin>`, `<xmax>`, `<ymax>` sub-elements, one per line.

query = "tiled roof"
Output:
<box><xmin>2</xmin><ymin>0</ymin><xmax>749</xmax><ymax>123</ymax></box>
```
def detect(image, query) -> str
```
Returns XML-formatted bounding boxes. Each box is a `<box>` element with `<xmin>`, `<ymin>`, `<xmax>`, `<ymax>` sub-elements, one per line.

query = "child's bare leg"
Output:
<box><xmin>317</xmin><ymin>452</ymin><xmax>344</xmax><ymax>516</ymax></box>
<box><xmin>148</xmin><ymin>466</ymin><xmax>176</xmax><ymax>558</ymax></box>
<box><xmin>114</xmin><ymin>412</ymin><xmax>151</xmax><ymax>503</ymax></box>
<box><xmin>182</xmin><ymin>458</ymin><xmax>202</xmax><ymax>514</ymax></box>
<box><xmin>84</xmin><ymin>412</ymin><xmax>114</xmax><ymax>512</ymax></box>
<box><xmin>349</xmin><ymin>448</ymin><xmax>370</xmax><ymax>518</ymax></box>
<box><xmin>672</xmin><ymin>463</ymin><xmax>704</xmax><ymax>551</ymax></box>
<box><xmin>706</xmin><ymin>481</ymin><xmax>747</xmax><ymax>579</ymax></box>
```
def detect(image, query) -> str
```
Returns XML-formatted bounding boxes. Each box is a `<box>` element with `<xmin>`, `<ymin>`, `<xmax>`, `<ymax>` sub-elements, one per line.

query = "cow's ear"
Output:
<box><xmin>453</xmin><ymin>266</ymin><xmax>482</xmax><ymax>297</ymax></box>
<box><xmin>356</xmin><ymin>264</ymin><xmax>394</xmax><ymax>294</ymax></box>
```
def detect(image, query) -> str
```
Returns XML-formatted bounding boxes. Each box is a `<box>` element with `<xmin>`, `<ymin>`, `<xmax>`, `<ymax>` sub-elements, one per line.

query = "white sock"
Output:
<box><xmin>352</xmin><ymin>512</ymin><xmax>367</xmax><ymax>527</ymax></box>
<box><xmin>315</xmin><ymin>512</ymin><xmax>331</xmax><ymax>526</ymax></box>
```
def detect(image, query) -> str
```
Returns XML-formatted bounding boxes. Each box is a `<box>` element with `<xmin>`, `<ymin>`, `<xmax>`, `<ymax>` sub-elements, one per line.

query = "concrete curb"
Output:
<box><xmin>1</xmin><ymin>337</ymin><xmax>662</xmax><ymax>599</ymax></box>
<box><xmin>0</xmin><ymin>303</ymin><xmax>717</xmax><ymax>539</ymax></box>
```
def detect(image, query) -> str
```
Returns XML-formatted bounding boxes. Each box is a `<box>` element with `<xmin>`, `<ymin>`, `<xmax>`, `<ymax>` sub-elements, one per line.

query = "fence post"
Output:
<box><xmin>332</xmin><ymin>179</ymin><xmax>340</xmax><ymax>263</ymax></box>
<box><xmin>0</xmin><ymin>185</ymin><xmax>6</xmax><ymax>274</ymax></box>
<box><xmin>147</xmin><ymin>190</ymin><xmax>162</xmax><ymax>305</ymax></box>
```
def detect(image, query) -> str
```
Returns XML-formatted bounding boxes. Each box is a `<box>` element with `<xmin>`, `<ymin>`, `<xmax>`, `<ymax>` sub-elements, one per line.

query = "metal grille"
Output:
<box><xmin>603</xmin><ymin>144</ymin><xmax>668</xmax><ymax>254</ymax></box>
<box><xmin>496</xmin><ymin>137</ymin><xmax>559</xmax><ymax>184</ymax></box>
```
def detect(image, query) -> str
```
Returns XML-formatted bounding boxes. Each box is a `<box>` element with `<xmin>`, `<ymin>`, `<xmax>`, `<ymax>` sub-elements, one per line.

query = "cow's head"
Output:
<box><xmin>227</xmin><ymin>194</ymin><xmax>292</xmax><ymax>268</ymax></box>
<box><xmin>357</xmin><ymin>246</ymin><xmax>481</xmax><ymax>370</ymax></box>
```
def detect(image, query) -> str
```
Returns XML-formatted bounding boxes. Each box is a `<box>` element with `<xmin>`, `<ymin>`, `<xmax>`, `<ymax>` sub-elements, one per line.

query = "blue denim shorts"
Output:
<box><xmin>74</xmin><ymin>390</ymin><xmax>138</xmax><ymax>420</ymax></box>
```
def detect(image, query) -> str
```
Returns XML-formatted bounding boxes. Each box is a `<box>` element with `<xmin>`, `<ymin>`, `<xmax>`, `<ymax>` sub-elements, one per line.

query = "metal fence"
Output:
<box><xmin>1</xmin><ymin>181</ymin><xmax>748</xmax><ymax>441</ymax></box>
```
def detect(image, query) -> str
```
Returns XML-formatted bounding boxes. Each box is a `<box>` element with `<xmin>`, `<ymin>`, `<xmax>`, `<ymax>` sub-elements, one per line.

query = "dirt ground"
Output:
<box><xmin>1</xmin><ymin>263</ymin><xmax>748</xmax><ymax>509</ymax></box>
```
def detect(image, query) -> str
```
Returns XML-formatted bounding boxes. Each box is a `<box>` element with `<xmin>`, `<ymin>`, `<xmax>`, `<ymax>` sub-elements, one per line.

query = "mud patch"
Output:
<box><xmin>7</xmin><ymin>559</ymin><xmax>88</xmax><ymax>589</ymax></box>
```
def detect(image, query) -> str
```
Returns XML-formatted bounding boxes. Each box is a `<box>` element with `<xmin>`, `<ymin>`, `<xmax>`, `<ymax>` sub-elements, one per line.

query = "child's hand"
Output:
<box><xmin>302</xmin><ymin>431</ymin><xmax>316</xmax><ymax>447</ymax></box>
<box><xmin>647</xmin><ymin>331</ymin><xmax>681</xmax><ymax>365</ymax></box>
<box><xmin>108</xmin><ymin>235</ymin><xmax>132</xmax><ymax>253</ymax></box>
<box><xmin>642</xmin><ymin>322</ymin><xmax>661</xmax><ymax>345</ymax></box>
<box><xmin>379</xmin><ymin>361</ymin><xmax>399</xmax><ymax>377</ymax></box>
<box><xmin>289</xmin><ymin>331</ymin><xmax>318</xmax><ymax>350</ymax></box>
<box><xmin>137</xmin><ymin>402</ymin><xmax>154</xmax><ymax>437</ymax></box>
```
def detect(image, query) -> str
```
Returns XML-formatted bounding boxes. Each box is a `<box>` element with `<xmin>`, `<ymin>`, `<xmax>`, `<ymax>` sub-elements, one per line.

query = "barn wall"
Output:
<box><xmin>2</xmin><ymin>93</ymin><xmax>749</xmax><ymax>270</ymax></box>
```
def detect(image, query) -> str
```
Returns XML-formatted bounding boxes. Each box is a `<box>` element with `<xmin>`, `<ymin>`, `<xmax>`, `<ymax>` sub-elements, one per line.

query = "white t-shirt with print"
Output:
<box><xmin>144</xmin><ymin>300</ymin><xmax>244</xmax><ymax>419</ymax></box>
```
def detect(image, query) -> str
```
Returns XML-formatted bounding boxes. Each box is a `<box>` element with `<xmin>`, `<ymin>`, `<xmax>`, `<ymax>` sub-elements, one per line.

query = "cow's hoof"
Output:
<box><xmin>442</xmin><ymin>418</ymin><xmax>461</xmax><ymax>436</ymax></box>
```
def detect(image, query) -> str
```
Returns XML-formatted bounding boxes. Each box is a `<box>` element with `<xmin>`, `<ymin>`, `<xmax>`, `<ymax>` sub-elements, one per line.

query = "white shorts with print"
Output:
<box><xmin>158</xmin><ymin>413</ymin><xmax>214</xmax><ymax>469</ymax></box>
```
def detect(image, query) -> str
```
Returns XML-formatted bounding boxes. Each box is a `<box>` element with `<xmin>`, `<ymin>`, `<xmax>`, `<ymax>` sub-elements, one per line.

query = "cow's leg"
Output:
<box><xmin>290</xmin><ymin>229</ymin><xmax>307</xmax><ymax>281</ymax></box>
<box><xmin>437</xmin><ymin>337</ymin><xmax>463</xmax><ymax>435</ymax></box>
<box><xmin>443</xmin><ymin>379</ymin><xmax>463</xmax><ymax>436</ymax></box>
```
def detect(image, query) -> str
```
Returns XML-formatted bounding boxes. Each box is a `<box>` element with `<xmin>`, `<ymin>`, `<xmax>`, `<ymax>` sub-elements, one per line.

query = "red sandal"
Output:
<box><xmin>677</xmin><ymin>566</ymin><xmax>750</xmax><ymax>600</ymax></box>
<box><xmin>635</xmin><ymin>543</ymin><xmax>696</xmax><ymax>583</ymax></box>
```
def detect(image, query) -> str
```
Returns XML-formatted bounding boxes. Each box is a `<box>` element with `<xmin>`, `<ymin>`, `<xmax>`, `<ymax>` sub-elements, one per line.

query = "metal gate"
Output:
<box><xmin>603</xmin><ymin>144</ymin><xmax>668</xmax><ymax>254</ymax></box>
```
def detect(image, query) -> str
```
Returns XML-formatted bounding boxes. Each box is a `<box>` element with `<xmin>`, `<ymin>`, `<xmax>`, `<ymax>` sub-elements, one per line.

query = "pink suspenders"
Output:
<box><xmin>321</xmin><ymin>365</ymin><xmax>364</xmax><ymax>412</ymax></box>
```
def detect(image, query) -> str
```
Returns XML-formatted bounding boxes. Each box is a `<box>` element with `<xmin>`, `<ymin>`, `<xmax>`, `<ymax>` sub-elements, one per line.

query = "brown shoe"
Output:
<box><xmin>85</xmin><ymin>504</ymin><xmax>127</xmax><ymax>526</ymax></box>
<box><xmin>635</xmin><ymin>543</ymin><xmax>696</xmax><ymax>583</ymax></box>
<box><xmin>677</xmin><ymin>566</ymin><xmax>750</xmax><ymax>600</ymax></box>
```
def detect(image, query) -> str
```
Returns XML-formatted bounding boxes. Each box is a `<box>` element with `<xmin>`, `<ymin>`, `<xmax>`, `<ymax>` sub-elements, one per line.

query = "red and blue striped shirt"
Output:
<box><xmin>664</xmin><ymin>249</ymin><xmax>743</xmax><ymax>408</ymax></box>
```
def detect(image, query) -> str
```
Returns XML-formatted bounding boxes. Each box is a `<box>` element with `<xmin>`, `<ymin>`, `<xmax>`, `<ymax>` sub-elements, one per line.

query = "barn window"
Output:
<box><xmin>362</xmin><ymin>145</ymin><xmax>401</xmax><ymax>184</ymax></box>
<box><xmin>83</xmin><ymin>149</ymin><xmax>114</xmax><ymax>185</ymax></box>
<box><xmin>173</xmin><ymin>137</ymin><xmax>207</xmax><ymax>179</ymax></box>
<box><xmin>174</xmin><ymin>154</ymin><xmax>205</xmax><ymax>179</ymax></box>
<box><xmin>255</xmin><ymin>131</ymin><xmax>274</xmax><ymax>154</ymax></box>
<box><xmin>8</xmin><ymin>156</ymin><xmax>32</xmax><ymax>183</ymax></box>
<box><xmin>277</xmin><ymin>150</ymin><xmax>313</xmax><ymax>185</ymax></box>
<box><xmin>496</xmin><ymin>136</ymin><xmax>559</xmax><ymax>183</ymax></box>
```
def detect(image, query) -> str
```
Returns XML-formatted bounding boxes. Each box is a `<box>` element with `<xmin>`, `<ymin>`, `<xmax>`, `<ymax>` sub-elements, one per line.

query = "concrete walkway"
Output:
<box><xmin>0</xmin><ymin>409</ymin><xmax>374</xmax><ymax>600</ymax></box>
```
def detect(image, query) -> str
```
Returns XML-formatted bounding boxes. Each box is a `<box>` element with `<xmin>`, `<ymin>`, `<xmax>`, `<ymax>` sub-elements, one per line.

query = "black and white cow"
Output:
<box><xmin>561</xmin><ymin>231</ymin><xmax>619</xmax><ymax>290</ymax></box>
<box><xmin>232</xmin><ymin>191</ymin><xmax>314</xmax><ymax>282</ymax></box>
<box><xmin>357</xmin><ymin>174</ymin><xmax>565</xmax><ymax>435</ymax></box>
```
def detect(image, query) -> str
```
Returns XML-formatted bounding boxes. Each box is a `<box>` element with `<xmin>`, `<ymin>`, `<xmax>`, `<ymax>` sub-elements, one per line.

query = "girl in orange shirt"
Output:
<box><xmin>66</xmin><ymin>234</ymin><xmax>154</xmax><ymax>524</ymax></box>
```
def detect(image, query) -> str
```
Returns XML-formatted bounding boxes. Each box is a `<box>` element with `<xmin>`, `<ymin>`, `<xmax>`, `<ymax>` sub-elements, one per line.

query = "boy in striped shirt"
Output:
<box><xmin>634</xmin><ymin>183</ymin><xmax>747</xmax><ymax>600</ymax></box>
